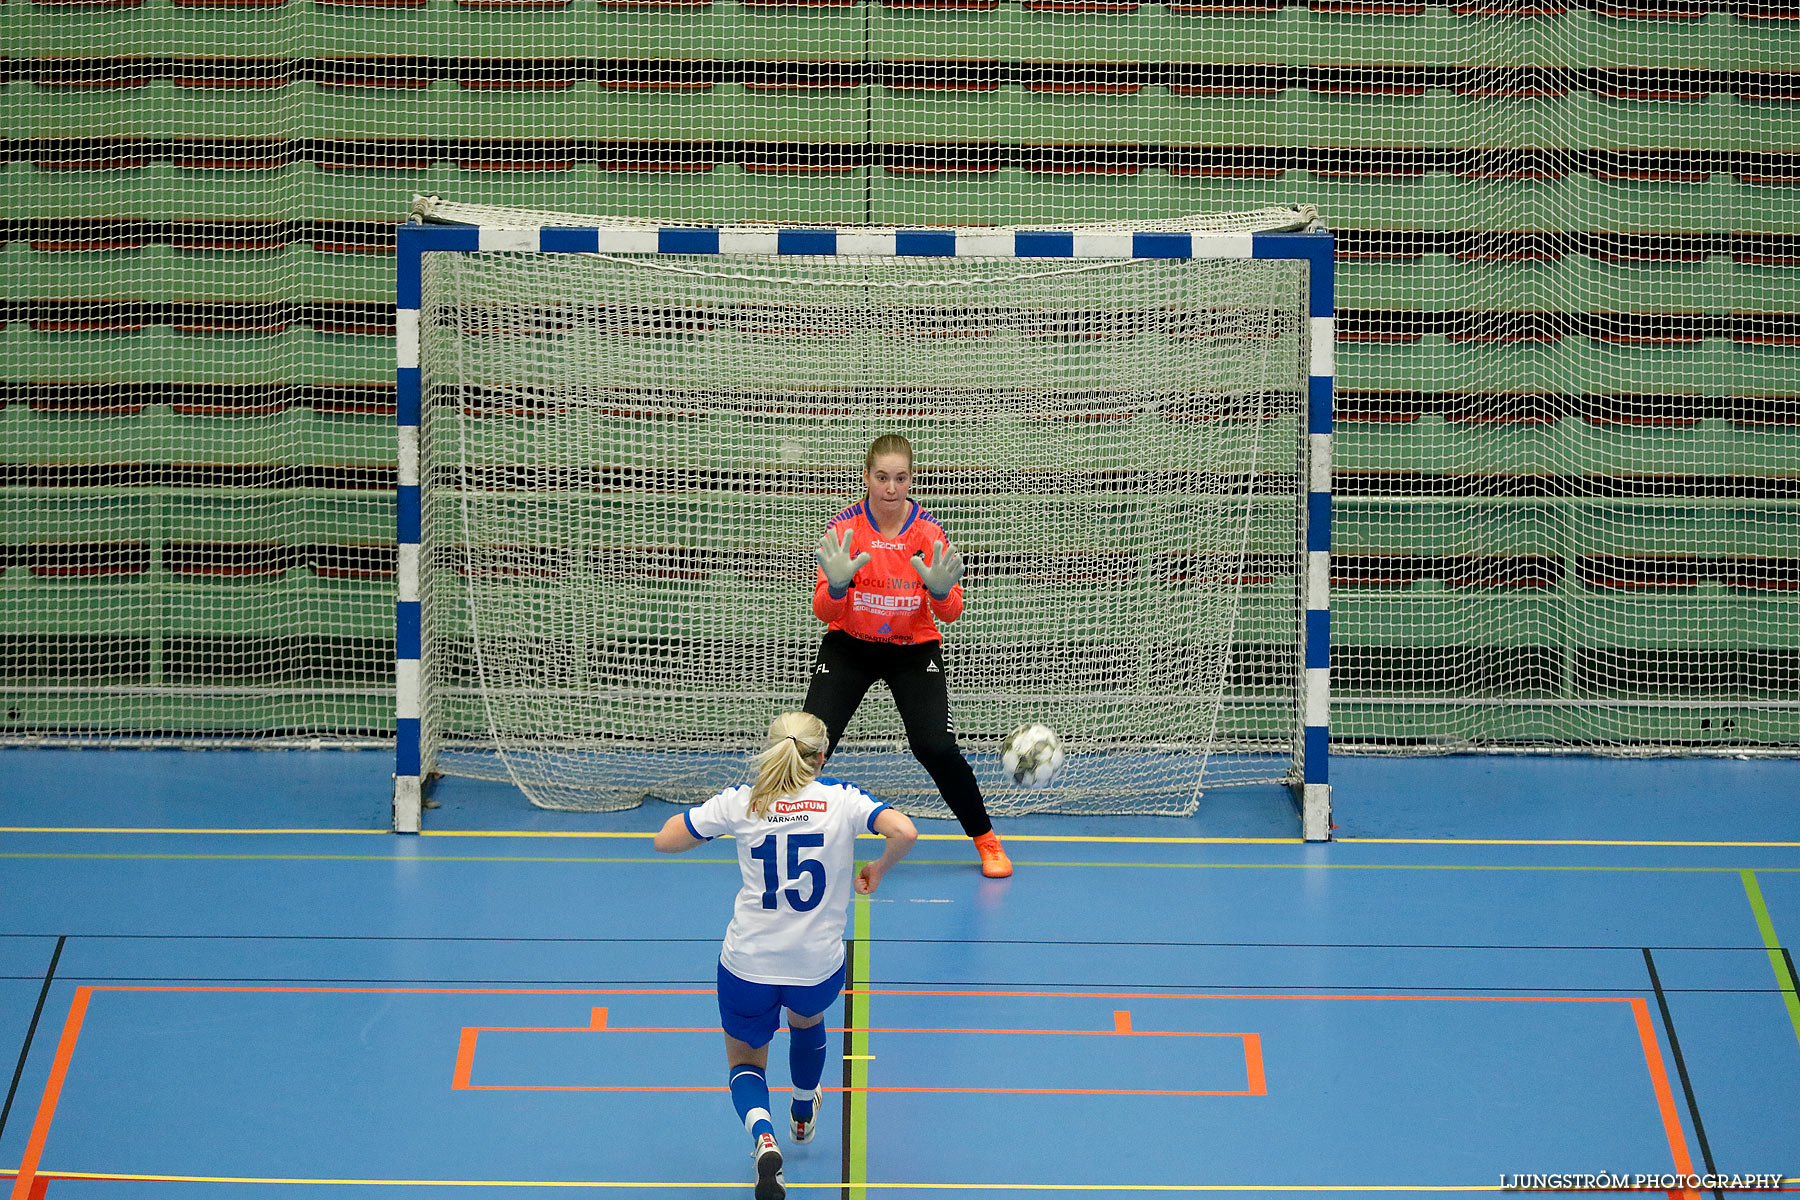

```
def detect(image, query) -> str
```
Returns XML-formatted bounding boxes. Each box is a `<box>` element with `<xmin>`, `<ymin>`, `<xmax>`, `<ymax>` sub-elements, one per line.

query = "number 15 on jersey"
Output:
<box><xmin>749</xmin><ymin>831</ymin><xmax>826</xmax><ymax>912</ymax></box>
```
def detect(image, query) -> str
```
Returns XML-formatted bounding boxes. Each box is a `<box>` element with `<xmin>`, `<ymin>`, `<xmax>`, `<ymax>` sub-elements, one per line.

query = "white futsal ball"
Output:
<box><xmin>1001</xmin><ymin>723</ymin><xmax>1065</xmax><ymax>790</ymax></box>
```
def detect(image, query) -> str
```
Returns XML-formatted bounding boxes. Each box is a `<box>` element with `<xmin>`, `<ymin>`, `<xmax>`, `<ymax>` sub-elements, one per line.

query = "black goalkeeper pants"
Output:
<box><xmin>802</xmin><ymin>630</ymin><xmax>992</xmax><ymax>839</ymax></box>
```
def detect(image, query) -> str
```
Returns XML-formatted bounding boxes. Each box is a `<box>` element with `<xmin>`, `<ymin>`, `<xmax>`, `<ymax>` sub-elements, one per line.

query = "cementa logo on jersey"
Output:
<box><xmin>851</xmin><ymin>591</ymin><xmax>921</xmax><ymax>617</ymax></box>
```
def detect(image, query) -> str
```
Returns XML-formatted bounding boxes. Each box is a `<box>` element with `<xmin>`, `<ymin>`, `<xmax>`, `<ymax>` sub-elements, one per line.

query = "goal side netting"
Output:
<box><xmin>403</xmin><ymin>208</ymin><xmax>1328</xmax><ymax>823</ymax></box>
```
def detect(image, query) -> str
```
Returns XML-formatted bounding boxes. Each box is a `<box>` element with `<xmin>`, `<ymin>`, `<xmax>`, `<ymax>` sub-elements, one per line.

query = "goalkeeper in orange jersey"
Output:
<box><xmin>804</xmin><ymin>434</ymin><xmax>1012</xmax><ymax>878</ymax></box>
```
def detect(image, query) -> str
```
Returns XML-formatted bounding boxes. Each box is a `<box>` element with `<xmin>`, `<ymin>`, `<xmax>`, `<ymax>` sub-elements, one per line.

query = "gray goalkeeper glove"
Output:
<box><xmin>815</xmin><ymin>528</ymin><xmax>870</xmax><ymax>598</ymax></box>
<box><xmin>910</xmin><ymin>540</ymin><xmax>965</xmax><ymax>602</ymax></box>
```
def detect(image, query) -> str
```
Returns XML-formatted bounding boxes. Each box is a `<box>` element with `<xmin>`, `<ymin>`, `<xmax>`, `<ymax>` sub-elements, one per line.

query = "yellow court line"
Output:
<box><xmin>0</xmin><ymin>828</ymin><xmax>386</xmax><ymax>836</ymax></box>
<box><xmin>426</xmin><ymin>831</ymin><xmax>1304</xmax><ymax>845</ymax></box>
<box><xmin>1340</xmin><ymin>837</ymin><xmax>1800</xmax><ymax>848</ymax></box>
<box><xmin>5</xmin><ymin>828</ymin><xmax>1796</xmax><ymax>849</ymax></box>
<box><xmin>10</xmin><ymin>1172</ymin><xmax>1524</xmax><ymax>1191</ymax></box>
<box><xmin>0</xmin><ymin>827</ymin><xmax>1298</xmax><ymax>844</ymax></box>
<box><xmin>917</xmin><ymin>834</ymin><xmax>1302</xmax><ymax>845</ymax></box>
<box><xmin>18</xmin><ymin>1175</ymin><xmax>741</xmax><ymax>1189</ymax></box>
<box><xmin>420</xmin><ymin>830</ymin><xmax>672</xmax><ymax>840</ymax></box>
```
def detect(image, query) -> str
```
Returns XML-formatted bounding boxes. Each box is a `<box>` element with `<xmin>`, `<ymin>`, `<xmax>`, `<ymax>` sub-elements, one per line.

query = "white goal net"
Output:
<box><xmin>413</xmin><ymin>207</ymin><xmax>1321</xmax><ymax>816</ymax></box>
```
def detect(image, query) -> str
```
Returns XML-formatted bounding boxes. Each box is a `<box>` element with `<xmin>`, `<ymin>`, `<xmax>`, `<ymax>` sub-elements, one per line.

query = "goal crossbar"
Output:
<box><xmin>392</xmin><ymin>219</ymin><xmax>1334</xmax><ymax>840</ymax></box>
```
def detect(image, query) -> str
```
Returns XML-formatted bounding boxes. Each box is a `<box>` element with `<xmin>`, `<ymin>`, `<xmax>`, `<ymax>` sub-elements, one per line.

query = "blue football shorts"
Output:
<box><xmin>716</xmin><ymin>959</ymin><xmax>847</xmax><ymax>1048</ymax></box>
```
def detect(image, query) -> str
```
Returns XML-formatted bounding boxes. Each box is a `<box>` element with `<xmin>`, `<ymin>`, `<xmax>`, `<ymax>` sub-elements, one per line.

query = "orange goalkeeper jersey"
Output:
<box><xmin>812</xmin><ymin>500</ymin><xmax>964</xmax><ymax>645</ymax></box>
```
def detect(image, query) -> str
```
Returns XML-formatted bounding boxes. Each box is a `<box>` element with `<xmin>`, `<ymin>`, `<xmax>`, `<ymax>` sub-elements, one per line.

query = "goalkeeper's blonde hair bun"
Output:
<box><xmin>864</xmin><ymin>434</ymin><xmax>913</xmax><ymax>472</ymax></box>
<box><xmin>749</xmin><ymin>712</ymin><xmax>829</xmax><ymax>818</ymax></box>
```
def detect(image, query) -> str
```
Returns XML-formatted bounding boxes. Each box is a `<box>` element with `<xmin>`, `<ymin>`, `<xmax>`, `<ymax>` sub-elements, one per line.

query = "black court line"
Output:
<box><xmin>857</xmin><ymin>980</ymin><xmax>1800</xmax><ymax>995</ymax></box>
<box><xmin>841</xmin><ymin>935</ymin><xmax>859</xmax><ymax>1200</ymax></box>
<box><xmin>0</xmin><ymin>934</ymin><xmax>64</xmax><ymax>1145</ymax></box>
<box><xmin>0</xmin><ymin>933</ymin><xmax>723</xmax><ymax>945</ymax></box>
<box><xmin>15</xmin><ymin>976</ymin><xmax>723</xmax><ymax>989</ymax></box>
<box><xmin>6</xmin><ymin>976</ymin><xmax>1795</xmax><ymax>997</ymax></box>
<box><xmin>846</xmin><ymin>939</ymin><xmax>1789</xmax><ymax>952</ymax></box>
<box><xmin>1643</xmin><ymin>948</ymin><xmax>1723</xmax><ymax>1200</ymax></box>
<box><xmin>6</xmin><ymin>930</ymin><xmax>1790</xmax><ymax>994</ymax></box>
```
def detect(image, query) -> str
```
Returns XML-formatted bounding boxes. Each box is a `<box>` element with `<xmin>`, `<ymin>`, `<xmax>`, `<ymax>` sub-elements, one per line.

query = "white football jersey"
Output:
<box><xmin>685</xmin><ymin>777</ymin><xmax>889</xmax><ymax>986</ymax></box>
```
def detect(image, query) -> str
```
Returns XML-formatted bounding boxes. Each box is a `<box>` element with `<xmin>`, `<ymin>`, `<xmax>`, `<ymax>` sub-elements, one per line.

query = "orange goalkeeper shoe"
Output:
<box><xmin>973</xmin><ymin>831</ymin><xmax>1013</xmax><ymax>878</ymax></box>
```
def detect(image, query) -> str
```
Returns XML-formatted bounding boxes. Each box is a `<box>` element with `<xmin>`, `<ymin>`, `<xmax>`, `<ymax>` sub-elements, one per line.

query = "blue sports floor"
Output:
<box><xmin>1</xmin><ymin>749</ymin><xmax>1797</xmax><ymax>1197</ymax></box>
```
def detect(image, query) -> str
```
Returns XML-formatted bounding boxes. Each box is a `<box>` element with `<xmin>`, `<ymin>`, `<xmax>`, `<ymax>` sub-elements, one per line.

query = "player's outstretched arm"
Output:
<box><xmin>815</xmin><ymin>528</ymin><xmax>871</xmax><ymax>599</ymax></box>
<box><xmin>856</xmin><ymin>808</ymin><xmax>918</xmax><ymax>895</ymax></box>
<box><xmin>909</xmin><ymin>540</ymin><xmax>964</xmax><ymax>599</ymax></box>
<box><xmin>909</xmin><ymin>539</ymin><xmax>966</xmax><ymax>619</ymax></box>
<box><xmin>653</xmin><ymin>813</ymin><xmax>706</xmax><ymax>853</ymax></box>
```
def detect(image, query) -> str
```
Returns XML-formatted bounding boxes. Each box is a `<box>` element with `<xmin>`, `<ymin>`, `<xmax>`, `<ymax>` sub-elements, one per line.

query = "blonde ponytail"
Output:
<box><xmin>748</xmin><ymin>712</ymin><xmax>830</xmax><ymax>818</ymax></box>
<box><xmin>864</xmin><ymin>433</ymin><xmax>914</xmax><ymax>472</ymax></box>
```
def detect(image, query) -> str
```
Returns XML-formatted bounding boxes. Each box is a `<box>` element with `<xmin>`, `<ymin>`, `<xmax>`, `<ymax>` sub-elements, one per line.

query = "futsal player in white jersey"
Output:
<box><xmin>654</xmin><ymin>711</ymin><xmax>918</xmax><ymax>1200</ymax></box>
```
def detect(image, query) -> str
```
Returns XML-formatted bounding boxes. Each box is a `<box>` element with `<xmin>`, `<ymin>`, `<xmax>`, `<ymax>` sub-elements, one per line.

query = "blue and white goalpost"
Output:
<box><xmin>393</xmin><ymin>203</ymin><xmax>1332</xmax><ymax>840</ymax></box>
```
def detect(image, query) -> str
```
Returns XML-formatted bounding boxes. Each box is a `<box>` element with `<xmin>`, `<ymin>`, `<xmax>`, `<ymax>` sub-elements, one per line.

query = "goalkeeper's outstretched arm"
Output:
<box><xmin>812</xmin><ymin>526</ymin><xmax>865</xmax><ymax>624</ymax></box>
<box><xmin>912</xmin><ymin>540</ymin><xmax>964</xmax><ymax>623</ymax></box>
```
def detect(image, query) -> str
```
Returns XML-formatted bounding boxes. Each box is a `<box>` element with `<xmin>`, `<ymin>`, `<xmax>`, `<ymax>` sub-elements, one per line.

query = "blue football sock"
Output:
<box><xmin>728</xmin><ymin>1064</ymin><xmax>774</xmax><ymax>1142</ymax></box>
<box><xmin>788</xmin><ymin>1021</ymin><xmax>828</xmax><ymax>1117</ymax></box>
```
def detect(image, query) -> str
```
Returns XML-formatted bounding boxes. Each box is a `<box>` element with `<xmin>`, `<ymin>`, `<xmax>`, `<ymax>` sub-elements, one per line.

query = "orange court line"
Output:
<box><xmin>1243</xmin><ymin>1032</ymin><xmax>1266</xmax><ymax>1095</ymax></box>
<box><xmin>844</xmin><ymin>1027</ymin><xmax>1258</xmax><ymax>1040</ymax></box>
<box><xmin>448</xmin><ymin>1083</ymin><xmax>1261</xmax><ymax>1096</ymax></box>
<box><xmin>8</xmin><ymin>985</ymin><xmax>91</xmax><ymax>1200</ymax></box>
<box><xmin>15</xmin><ymin>983</ymin><xmax>686</xmax><ymax>1197</ymax></box>
<box><xmin>62</xmin><ymin>983</ymin><xmax>1691</xmax><ymax>1005</ymax></box>
<box><xmin>8</xmin><ymin>985</ymin><xmax>1697</xmax><ymax>1191</ymax></box>
<box><xmin>457</xmin><ymin>1025</ymin><xmax>1258</xmax><ymax>1037</ymax></box>
<box><xmin>453</xmin><ymin>1027</ymin><xmax>480</xmax><ymax>1090</ymax></box>
<box><xmin>849</xmin><ymin>993</ymin><xmax>1648</xmax><ymax>1007</ymax></box>
<box><xmin>18</xmin><ymin>1169</ymin><xmax>1748</xmax><ymax>1190</ymax></box>
<box><xmin>1628</xmin><ymin>997</ymin><xmax>1700</xmax><ymax>1199</ymax></box>
<box><xmin>85</xmin><ymin>985</ymin><xmax>705</xmax><ymax>996</ymax></box>
<box><xmin>453</xmin><ymin>1013</ymin><xmax>1264</xmax><ymax>1096</ymax></box>
<box><xmin>858</xmin><ymin>1086</ymin><xmax>1259</xmax><ymax>1096</ymax></box>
